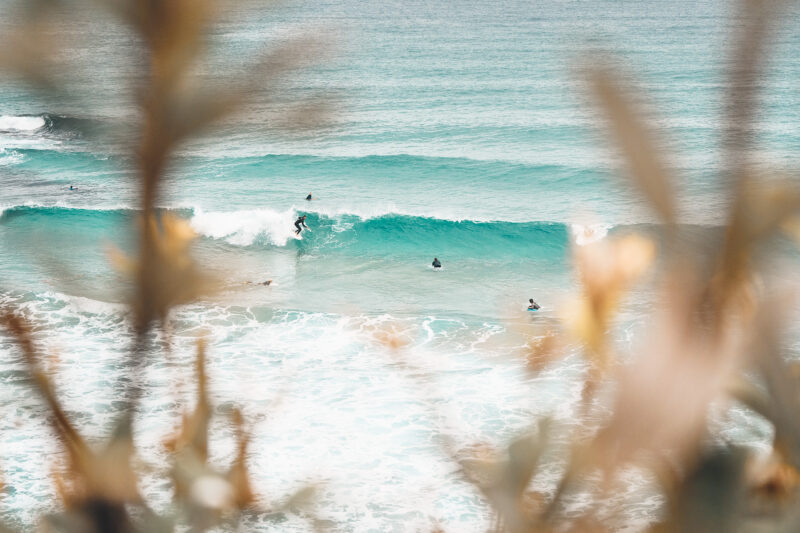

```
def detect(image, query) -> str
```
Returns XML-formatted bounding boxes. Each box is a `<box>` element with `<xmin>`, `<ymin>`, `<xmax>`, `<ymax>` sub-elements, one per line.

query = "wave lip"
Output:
<box><xmin>189</xmin><ymin>207</ymin><xmax>298</xmax><ymax>247</ymax></box>
<box><xmin>185</xmin><ymin>206</ymin><xmax>577</xmax><ymax>261</ymax></box>
<box><xmin>0</xmin><ymin>115</ymin><xmax>46</xmax><ymax>132</ymax></box>
<box><xmin>1</xmin><ymin>204</ymin><xmax>588</xmax><ymax>255</ymax></box>
<box><xmin>0</xmin><ymin>113</ymin><xmax>101</xmax><ymax>141</ymax></box>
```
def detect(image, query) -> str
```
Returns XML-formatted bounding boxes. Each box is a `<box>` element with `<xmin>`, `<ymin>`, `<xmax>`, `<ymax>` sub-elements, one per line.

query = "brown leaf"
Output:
<box><xmin>227</xmin><ymin>408</ymin><xmax>256</xmax><ymax>509</ymax></box>
<box><xmin>163</xmin><ymin>339</ymin><xmax>211</xmax><ymax>461</ymax></box>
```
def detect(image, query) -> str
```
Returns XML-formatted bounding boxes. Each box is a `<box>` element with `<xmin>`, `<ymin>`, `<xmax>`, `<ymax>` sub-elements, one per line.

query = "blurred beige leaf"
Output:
<box><xmin>588</xmin><ymin>298</ymin><xmax>738</xmax><ymax>481</ymax></box>
<box><xmin>565</xmin><ymin>234</ymin><xmax>655</xmax><ymax>364</ymax></box>
<box><xmin>0</xmin><ymin>1</ymin><xmax>65</xmax><ymax>90</ymax></box>
<box><xmin>710</xmin><ymin>180</ymin><xmax>800</xmax><ymax>326</ymax></box>
<box><xmin>458</xmin><ymin>422</ymin><xmax>551</xmax><ymax>533</ymax></box>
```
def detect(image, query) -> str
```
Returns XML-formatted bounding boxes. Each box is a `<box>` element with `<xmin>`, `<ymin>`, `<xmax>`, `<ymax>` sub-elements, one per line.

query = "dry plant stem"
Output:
<box><xmin>0</xmin><ymin>312</ymin><xmax>87</xmax><ymax>465</ymax></box>
<box><xmin>3</xmin><ymin>0</ymin><xmax>800</xmax><ymax>531</ymax></box>
<box><xmin>722</xmin><ymin>0</ymin><xmax>783</xmax><ymax>181</ymax></box>
<box><xmin>542</xmin><ymin>3</ymin><xmax>797</xmax><ymax>530</ymax></box>
<box><xmin>124</xmin><ymin>1</ymin><xmax>214</xmax><ymax>409</ymax></box>
<box><xmin>0</xmin><ymin>1</ymin><xmax>334</xmax><ymax>530</ymax></box>
<box><xmin>708</xmin><ymin>0</ymin><xmax>787</xmax><ymax>330</ymax></box>
<box><xmin>0</xmin><ymin>311</ymin><xmax>149</xmax><ymax>533</ymax></box>
<box><xmin>747</xmin><ymin>303</ymin><xmax>800</xmax><ymax>471</ymax></box>
<box><xmin>586</xmin><ymin>65</ymin><xmax>675</xmax><ymax>228</ymax></box>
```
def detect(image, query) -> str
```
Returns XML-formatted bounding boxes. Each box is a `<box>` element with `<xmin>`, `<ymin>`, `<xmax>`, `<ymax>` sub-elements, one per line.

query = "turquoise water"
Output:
<box><xmin>1</xmin><ymin>0</ymin><xmax>799</xmax><ymax>530</ymax></box>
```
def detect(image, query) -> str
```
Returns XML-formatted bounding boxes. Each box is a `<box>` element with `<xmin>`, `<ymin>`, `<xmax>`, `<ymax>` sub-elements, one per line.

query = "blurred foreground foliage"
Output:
<box><xmin>1</xmin><ymin>0</ymin><xmax>800</xmax><ymax>532</ymax></box>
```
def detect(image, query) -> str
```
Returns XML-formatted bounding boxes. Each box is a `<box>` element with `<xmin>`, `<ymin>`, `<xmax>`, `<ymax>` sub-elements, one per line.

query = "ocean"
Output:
<box><xmin>0</xmin><ymin>0</ymin><xmax>799</xmax><ymax>530</ymax></box>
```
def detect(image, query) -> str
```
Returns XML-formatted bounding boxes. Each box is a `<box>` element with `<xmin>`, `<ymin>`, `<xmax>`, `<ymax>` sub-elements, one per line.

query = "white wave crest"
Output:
<box><xmin>190</xmin><ymin>207</ymin><xmax>298</xmax><ymax>246</ymax></box>
<box><xmin>570</xmin><ymin>223</ymin><xmax>612</xmax><ymax>246</ymax></box>
<box><xmin>0</xmin><ymin>115</ymin><xmax>45</xmax><ymax>131</ymax></box>
<box><xmin>0</xmin><ymin>149</ymin><xmax>24</xmax><ymax>166</ymax></box>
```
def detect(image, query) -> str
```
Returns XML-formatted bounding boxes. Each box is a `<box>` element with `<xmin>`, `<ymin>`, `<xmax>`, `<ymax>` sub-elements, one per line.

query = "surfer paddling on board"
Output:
<box><xmin>294</xmin><ymin>215</ymin><xmax>309</xmax><ymax>235</ymax></box>
<box><xmin>432</xmin><ymin>257</ymin><xmax>442</xmax><ymax>269</ymax></box>
<box><xmin>528</xmin><ymin>298</ymin><xmax>540</xmax><ymax>311</ymax></box>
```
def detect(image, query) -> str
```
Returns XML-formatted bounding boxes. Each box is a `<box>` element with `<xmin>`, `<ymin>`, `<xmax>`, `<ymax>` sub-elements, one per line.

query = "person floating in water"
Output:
<box><xmin>69</xmin><ymin>185</ymin><xmax>77</xmax><ymax>190</ymax></box>
<box><xmin>432</xmin><ymin>257</ymin><xmax>442</xmax><ymax>269</ymax></box>
<box><xmin>306</xmin><ymin>192</ymin><xmax>313</xmax><ymax>201</ymax></box>
<box><xmin>528</xmin><ymin>298</ymin><xmax>540</xmax><ymax>311</ymax></box>
<box><xmin>294</xmin><ymin>215</ymin><xmax>308</xmax><ymax>235</ymax></box>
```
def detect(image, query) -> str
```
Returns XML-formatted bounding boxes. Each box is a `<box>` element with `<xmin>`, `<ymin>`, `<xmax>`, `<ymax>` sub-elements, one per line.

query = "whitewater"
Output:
<box><xmin>1</xmin><ymin>0</ymin><xmax>799</xmax><ymax>530</ymax></box>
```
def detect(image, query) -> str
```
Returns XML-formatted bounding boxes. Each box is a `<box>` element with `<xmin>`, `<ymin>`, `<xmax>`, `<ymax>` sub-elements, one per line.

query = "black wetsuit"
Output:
<box><xmin>432</xmin><ymin>259</ymin><xmax>441</xmax><ymax>268</ymax></box>
<box><xmin>294</xmin><ymin>217</ymin><xmax>308</xmax><ymax>234</ymax></box>
<box><xmin>306</xmin><ymin>194</ymin><xmax>312</xmax><ymax>201</ymax></box>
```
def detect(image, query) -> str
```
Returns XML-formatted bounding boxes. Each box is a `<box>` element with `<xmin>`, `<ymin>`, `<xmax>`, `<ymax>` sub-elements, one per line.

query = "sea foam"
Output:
<box><xmin>0</xmin><ymin>115</ymin><xmax>45</xmax><ymax>131</ymax></box>
<box><xmin>189</xmin><ymin>207</ymin><xmax>299</xmax><ymax>246</ymax></box>
<box><xmin>570</xmin><ymin>223</ymin><xmax>612</xmax><ymax>246</ymax></box>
